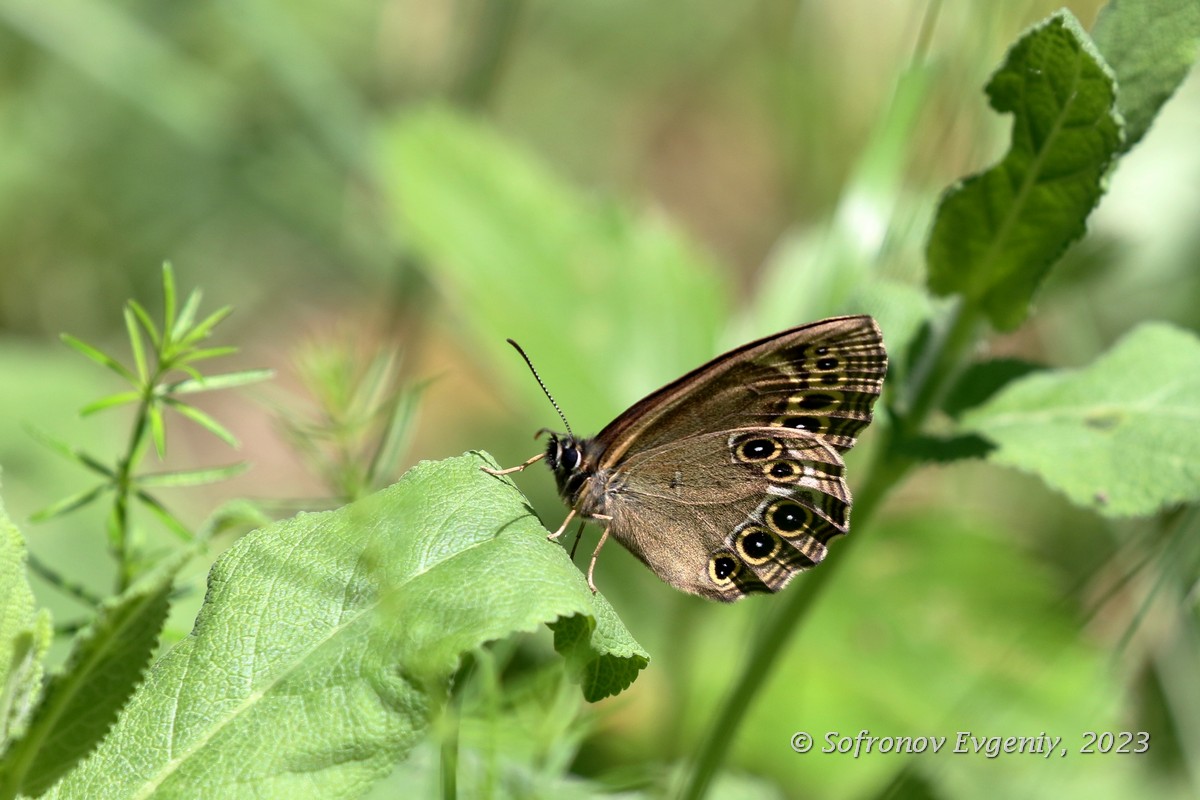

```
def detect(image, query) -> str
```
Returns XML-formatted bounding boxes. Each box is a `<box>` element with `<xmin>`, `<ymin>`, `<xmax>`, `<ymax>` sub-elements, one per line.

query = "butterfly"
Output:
<box><xmin>485</xmin><ymin>315</ymin><xmax>887</xmax><ymax>601</ymax></box>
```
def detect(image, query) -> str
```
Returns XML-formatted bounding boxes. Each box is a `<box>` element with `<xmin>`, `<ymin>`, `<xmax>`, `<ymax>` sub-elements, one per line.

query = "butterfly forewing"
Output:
<box><xmin>743</xmin><ymin>320</ymin><xmax>887</xmax><ymax>451</ymax></box>
<box><xmin>594</xmin><ymin>316</ymin><xmax>887</xmax><ymax>467</ymax></box>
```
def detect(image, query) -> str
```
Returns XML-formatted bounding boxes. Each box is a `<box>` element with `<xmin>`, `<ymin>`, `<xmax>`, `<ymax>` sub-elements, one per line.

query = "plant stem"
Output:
<box><xmin>440</xmin><ymin>711</ymin><xmax>459</xmax><ymax>800</ymax></box>
<box><xmin>677</xmin><ymin>300</ymin><xmax>983</xmax><ymax>799</ymax></box>
<box><xmin>899</xmin><ymin>300</ymin><xmax>981</xmax><ymax>436</ymax></box>
<box><xmin>111</xmin><ymin>354</ymin><xmax>167</xmax><ymax>593</ymax></box>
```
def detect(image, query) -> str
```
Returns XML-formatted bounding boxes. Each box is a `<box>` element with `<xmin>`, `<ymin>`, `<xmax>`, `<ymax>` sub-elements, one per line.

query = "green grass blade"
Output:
<box><xmin>23</xmin><ymin>426</ymin><xmax>115</xmax><ymax>479</ymax></box>
<box><xmin>133</xmin><ymin>492</ymin><xmax>195</xmax><ymax>543</ymax></box>
<box><xmin>366</xmin><ymin>378</ymin><xmax>431</xmax><ymax>490</ymax></box>
<box><xmin>148</xmin><ymin>402</ymin><xmax>167</xmax><ymax>459</ymax></box>
<box><xmin>174</xmin><ymin>346</ymin><xmax>238</xmax><ymax>366</ymax></box>
<box><xmin>162</xmin><ymin>399</ymin><xmax>238</xmax><ymax>447</ymax></box>
<box><xmin>160</xmin><ymin>262</ymin><xmax>177</xmax><ymax>339</ymax></box>
<box><xmin>123</xmin><ymin>306</ymin><xmax>150</xmax><ymax>386</ymax></box>
<box><xmin>78</xmin><ymin>391</ymin><xmax>142</xmax><ymax>417</ymax></box>
<box><xmin>169</xmin><ymin>289</ymin><xmax>203</xmax><ymax>347</ymax></box>
<box><xmin>168</xmin><ymin>369</ymin><xmax>273</xmax><ymax>395</ymax></box>
<box><xmin>138</xmin><ymin>463</ymin><xmax>248</xmax><ymax>488</ymax></box>
<box><xmin>59</xmin><ymin>335</ymin><xmax>135</xmax><ymax>384</ymax></box>
<box><xmin>125</xmin><ymin>300</ymin><xmax>161</xmax><ymax>350</ymax></box>
<box><xmin>176</xmin><ymin>306</ymin><xmax>233</xmax><ymax>348</ymax></box>
<box><xmin>29</xmin><ymin>484</ymin><xmax>109</xmax><ymax>523</ymax></box>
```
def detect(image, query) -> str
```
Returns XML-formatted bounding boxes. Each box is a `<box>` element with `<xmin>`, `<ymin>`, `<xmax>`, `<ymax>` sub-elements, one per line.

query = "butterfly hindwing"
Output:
<box><xmin>602</xmin><ymin>428</ymin><xmax>850</xmax><ymax>601</ymax></box>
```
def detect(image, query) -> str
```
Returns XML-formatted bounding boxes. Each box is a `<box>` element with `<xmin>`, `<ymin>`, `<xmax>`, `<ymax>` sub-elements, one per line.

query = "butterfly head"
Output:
<box><xmin>541</xmin><ymin>431</ymin><xmax>599</xmax><ymax>504</ymax></box>
<box><xmin>501</xmin><ymin>338</ymin><xmax>605</xmax><ymax>506</ymax></box>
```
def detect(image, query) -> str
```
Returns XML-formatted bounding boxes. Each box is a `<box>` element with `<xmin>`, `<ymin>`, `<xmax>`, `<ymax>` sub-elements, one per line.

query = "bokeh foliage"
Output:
<box><xmin>2</xmin><ymin>1</ymin><xmax>1200</xmax><ymax>798</ymax></box>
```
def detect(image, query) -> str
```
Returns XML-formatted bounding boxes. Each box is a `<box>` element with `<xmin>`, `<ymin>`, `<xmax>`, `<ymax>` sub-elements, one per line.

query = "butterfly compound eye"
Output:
<box><xmin>560</xmin><ymin>446</ymin><xmax>580</xmax><ymax>471</ymax></box>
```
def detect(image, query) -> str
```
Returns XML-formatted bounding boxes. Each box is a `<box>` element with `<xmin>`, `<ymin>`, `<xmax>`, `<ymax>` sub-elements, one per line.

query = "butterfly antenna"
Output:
<box><xmin>505</xmin><ymin>339</ymin><xmax>574</xmax><ymax>437</ymax></box>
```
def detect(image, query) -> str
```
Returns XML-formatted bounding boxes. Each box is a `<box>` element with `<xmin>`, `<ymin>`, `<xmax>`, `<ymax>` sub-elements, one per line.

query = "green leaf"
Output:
<box><xmin>58</xmin><ymin>336</ymin><xmax>135</xmax><ymax>384</ymax></box>
<box><xmin>148</xmin><ymin>403</ymin><xmax>166</xmax><ymax>459</ymax></box>
<box><xmin>46</xmin><ymin>453</ymin><xmax>646</xmax><ymax>800</ymax></box>
<box><xmin>1092</xmin><ymin>0</ymin><xmax>1200</xmax><ymax>151</ymax></box>
<box><xmin>895</xmin><ymin>433</ymin><xmax>996</xmax><ymax>464</ymax></box>
<box><xmin>137</xmin><ymin>463</ymin><xmax>249</xmax><ymax>488</ymax></box>
<box><xmin>162</xmin><ymin>398</ymin><xmax>238</xmax><ymax>447</ymax></box>
<box><xmin>159</xmin><ymin>263</ymin><xmax>177</xmax><ymax>340</ymax></box>
<box><xmin>169</xmin><ymin>289</ymin><xmax>203</xmax><ymax>347</ymax></box>
<box><xmin>550</xmin><ymin>604</ymin><xmax>644</xmax><ymax>702</ymax></box>
<box><xmin>122</xmin><ymin>306</ymin><xmax>149</xmax><ymax>386</ymax></box>
<box><xmin>942</xmin><ymin>357</ymin><xmax>1045</xmax><ymax>418</ymax></box>
<box><xmin>78</xmin><ymin>391</ymin><xmax>142</xmax><ymax>417</ymax></box>
<box><xmin>125</xmin><ymin>301</ymin><xmax>160</xmax><ymax>350</ymax></box>
<box><xmin>0</xmin><ymin>558</ymin><xmax>178</xmax><ymax>798</ymax></box>
<box><xmin>175</xmin><ymin>306</ymin><xmax>233</xmax><ymax>350</ymax></box>
<box><xmin>22</xmin><ymin>427</ymin><xmax>114</xmax><ymax>480</ymax></box>
<box><xmin>132</xmin><ymin>492</ymin><xmax>195</xmax><ymax>543</ymax></box>
<box><xmin>926</xmin><ymin>10</ymin><xmax>1124</xmax><ymax>330</ymax></box>
<box><xmin>0</xmin><ymin>490</ymin><xmax>53</xmax><ymax>752</ymax></box>
<box><xmin>167</xmin><ymin>369</ymin><xmax>273</xmax><ymax>395</ymax></box>
<box><xmin>961</xmin><ymin>322</ymin><xmax>1200</xmax><ymax>516</ymax></box>
<box><xmin>28</xmin><ymin>485</ymin><xmax>108</xmax><ymax>523</ymax></box>
<box><xmin>382</xmin><ymin>106</ymin><xmax>725</xmax><ymax>428</ymax></box>
<box><xmin>173</xmin><ymin>346</ymin><xmax>238</xmax><ymax>365</ymax></box>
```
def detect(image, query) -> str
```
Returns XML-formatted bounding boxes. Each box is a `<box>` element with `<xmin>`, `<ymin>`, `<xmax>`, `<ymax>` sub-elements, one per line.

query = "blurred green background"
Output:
<box><xmin>2</xmin><ymin>0</ymin><xmax>1198</xmax><ymax>797</ymax></box>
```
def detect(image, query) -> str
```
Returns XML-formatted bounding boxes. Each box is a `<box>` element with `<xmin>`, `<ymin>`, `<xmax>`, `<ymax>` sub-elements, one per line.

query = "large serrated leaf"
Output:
<box><xmin>1</xmin><ymin>558</ymin><xmax>177</xmax><ymax>798</ymax></box>
<box><xmin>1092</xmin><ymin>0</ymin><xmax>1200</xmax><ymax>151</ymax></box>
<box><xmin>960</xmin><ymin>322</ymin><xmax>1200</xmax><ymax>517</ymax></box>
<box><xmin>926</xmin><ymin>10</ymin><xmax>1123</xmax><ymax>330</ymax></box>
<box><xmin>47</xmin><ymin>453</ymin><xmax>646</xmax><ymax>800</ymax></box>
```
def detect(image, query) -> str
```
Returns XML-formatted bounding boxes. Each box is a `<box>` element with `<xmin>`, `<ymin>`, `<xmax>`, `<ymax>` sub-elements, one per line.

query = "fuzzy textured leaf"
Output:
<box><xmin>927</xmin><ymin>11</ymin><xmax>1123</xmax><ymax>330</ymax></box>
<box><xmin>47</xmin><ymin>453</ymin><xmax>646</xmax><ymax>800</ymax></box>
<box><xmin>0</xmin><ymin>491</ymin><xmax>52</xmax><ymax>756</ymax></box>
<box><xmin>1092</xmin><ymin>0</ymin><xmax>1200</xmax><ymax>151</ymax></box>
<box><xmin>1</xmin><ymin>560</ymin><xmax>177</xmax><ymax>798</ymax></box>
<box><xmin>961</xmin><ymin>322</ymin><xmax>1200</xmax><ymax>516</ymax></box>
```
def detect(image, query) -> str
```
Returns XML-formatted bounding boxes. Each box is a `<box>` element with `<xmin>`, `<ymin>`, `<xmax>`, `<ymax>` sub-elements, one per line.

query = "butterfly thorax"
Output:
<box><xmin>544</xmin><ymin>433</ymin><xmax>610</xmax><ymax>514</ymax></box>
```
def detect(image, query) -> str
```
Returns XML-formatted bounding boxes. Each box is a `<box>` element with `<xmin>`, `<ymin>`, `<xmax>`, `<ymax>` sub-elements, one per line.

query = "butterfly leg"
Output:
<box><xmin>481</xmin><ymin>452</ymin><xmax>545</xmax><ymax>476</ymax></box>
<box><xmin>568</xmin><ymin>518</ymin><xmax>587</xmax><ymax>560</ymax></box>
<box><xmin>586</xmin><ymin>527</ymin><xmax>611</xmax><ymax>595</ymax></box>
<box><xmin>547</xmin><ymin>508</ymin><xmax>577</xmax><ymax>540</ymax></box>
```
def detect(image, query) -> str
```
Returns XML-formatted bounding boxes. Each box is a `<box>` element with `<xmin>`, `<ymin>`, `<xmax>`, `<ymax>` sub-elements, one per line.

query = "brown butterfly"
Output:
<box><xmin>486</xmin><ymin>315</ymin><xmax>887</xmax><ymax>601</ymax></box>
